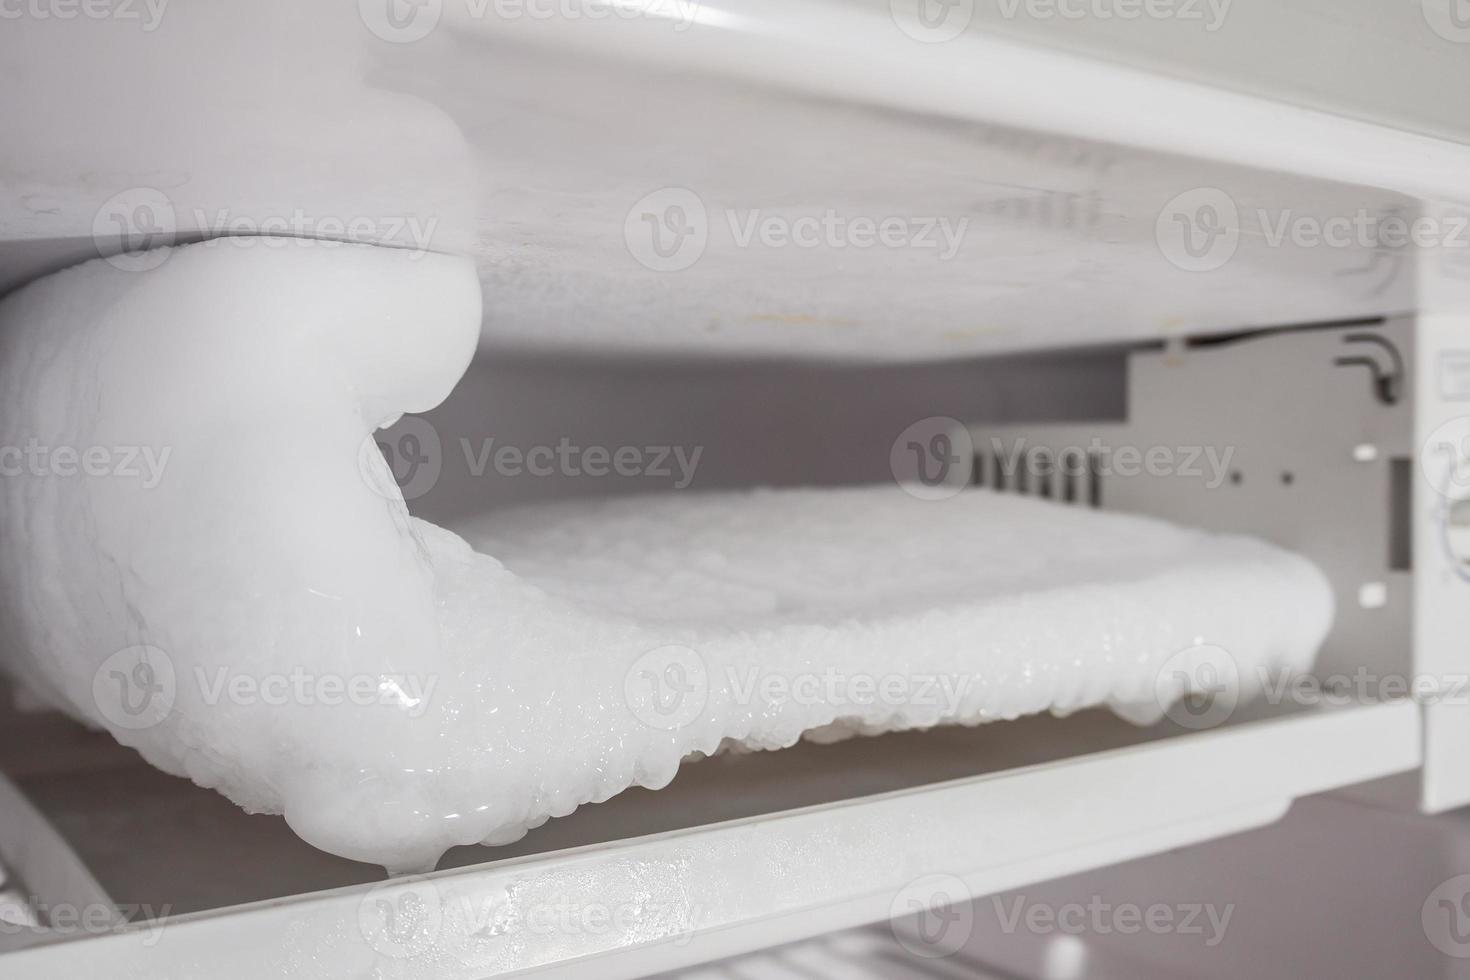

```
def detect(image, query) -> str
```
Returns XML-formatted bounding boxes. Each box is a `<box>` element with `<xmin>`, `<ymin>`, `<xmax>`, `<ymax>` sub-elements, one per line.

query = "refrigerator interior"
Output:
<box><xmin>2</xmin><ymin>2</ymin><xmax>1470</xmax><ymax>977</ymax></box>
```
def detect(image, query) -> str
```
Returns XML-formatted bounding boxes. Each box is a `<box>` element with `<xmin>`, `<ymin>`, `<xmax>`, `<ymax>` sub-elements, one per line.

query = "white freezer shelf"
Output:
<box><xmin>7</xmin><ymin>3</ymin><xmax>1470</xmax><ymax>360</ymax></box>
<box><xmin>4</xmin><ymin>700</ymin><xmax>1421</xmax><ymax>979</ymax></box>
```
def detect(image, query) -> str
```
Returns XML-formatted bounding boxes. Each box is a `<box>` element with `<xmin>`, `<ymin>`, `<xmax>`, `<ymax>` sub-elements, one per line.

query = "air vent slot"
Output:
<box><xmin>971</xmin><ymin>446</ymin><xmax>1101</xmax><ymax>508</ymax></box>
<box><xmin>1389</xmin><ymin>457</ymin><xmax>1413</xmax><ymax>572</ymax></box>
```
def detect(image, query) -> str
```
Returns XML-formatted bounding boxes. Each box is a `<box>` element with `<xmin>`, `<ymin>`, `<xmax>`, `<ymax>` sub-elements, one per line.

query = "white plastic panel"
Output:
<box><xmin>0</xmin><ymin>773</ymin><xmax>117</xmax><ymax>956</ymax></box>
<box><xmin>1416</xmin><ymin>312</ymin><xmax>1470</xmax><ymax>813</ymax></box>
<box><xmin>2</xmin><ymin>702</ymin><xmax>1419</xmax><ymax>978</ymax></box>
<box><xmin>968</xmin><ymin>319</ymin><xmax>1416</xmax><ymax>683</ymax></box>
<box><xmin>671</xmin><ymin>793</ymin><xmax>1470</xmax><ymax>980</ymax></box>
<box><xmin>3</xmin><ymin>2</ymin><xmax>1470</xmax><ymax>359</ymax></box>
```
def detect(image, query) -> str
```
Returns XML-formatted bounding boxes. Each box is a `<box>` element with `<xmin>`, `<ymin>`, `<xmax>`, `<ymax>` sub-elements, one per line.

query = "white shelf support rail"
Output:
<box><xmin>3</xmin><ymin>702</ymin><xmax>1420</xmax><ymax>979</ymax></box>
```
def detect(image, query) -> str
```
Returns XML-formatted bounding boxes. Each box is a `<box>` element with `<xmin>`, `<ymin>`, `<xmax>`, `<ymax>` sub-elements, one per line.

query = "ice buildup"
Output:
<box><xmin>0</xmin><ymin>240</ymin><xmax>1333</xmax><ymax>871</ymax></box>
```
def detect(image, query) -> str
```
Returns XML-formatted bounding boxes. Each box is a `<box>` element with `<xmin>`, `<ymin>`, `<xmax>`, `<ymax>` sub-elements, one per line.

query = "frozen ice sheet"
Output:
<box><xmin>0</xmin><ymin>241</ymin><xmax>1332</xmax><ymax>871</ymax></box>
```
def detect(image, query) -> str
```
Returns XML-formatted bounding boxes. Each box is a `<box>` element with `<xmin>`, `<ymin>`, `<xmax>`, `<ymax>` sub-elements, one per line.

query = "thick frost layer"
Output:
<box><xmin>0</xmin><ymin>242</ymin><xmax>1333</xmax><ymax>871</ymax></box>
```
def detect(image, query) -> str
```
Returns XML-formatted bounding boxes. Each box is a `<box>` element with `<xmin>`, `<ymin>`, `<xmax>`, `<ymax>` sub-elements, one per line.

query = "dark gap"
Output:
<box><xmin>1185</xmin><ymin>316</ymin><xmax>1386</xmax><ymax>350</ymax></box>
<box><xmin>1390</xmin><ymin>457</ymin><xmax>1413</xmax><ymax>572</ymax></box>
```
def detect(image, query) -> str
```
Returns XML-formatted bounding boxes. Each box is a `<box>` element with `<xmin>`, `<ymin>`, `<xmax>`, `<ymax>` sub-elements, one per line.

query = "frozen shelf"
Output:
<box><xmin>5</xmin><ymin>3</ymin><xmax>1470</xmax><ymax>359</ymax></box>
<box><xmin>3</xmin><ymin>700</ymin><xmax>1419</xmax><ymax>979</ymax></box>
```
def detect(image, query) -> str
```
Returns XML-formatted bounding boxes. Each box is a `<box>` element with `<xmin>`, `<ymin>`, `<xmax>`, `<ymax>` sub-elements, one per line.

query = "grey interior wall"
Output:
<box><xmin>406</xmin><ymin>348</ymin><xmax>1129</xmax><ymax>525</ymax></box>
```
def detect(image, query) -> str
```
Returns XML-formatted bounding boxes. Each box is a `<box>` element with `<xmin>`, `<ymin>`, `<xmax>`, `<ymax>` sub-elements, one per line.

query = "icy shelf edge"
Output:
<box><xmin>2</xmin><ymin>701</ymin><xmax>1421</xmax><ymax>980</ymax></box>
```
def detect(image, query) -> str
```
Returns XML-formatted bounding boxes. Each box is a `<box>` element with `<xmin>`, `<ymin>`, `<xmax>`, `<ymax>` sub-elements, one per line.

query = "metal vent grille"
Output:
<box><xmin>972</xmin><ymin>447</ymin><xmax>1102</xmax><ymax>508</ymax></box>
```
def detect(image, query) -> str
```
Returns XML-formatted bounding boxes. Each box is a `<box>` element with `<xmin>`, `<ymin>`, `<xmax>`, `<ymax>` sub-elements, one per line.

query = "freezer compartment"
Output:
<box><xmin>0</xmin><ymin>312</ymin><xmax>1456</xmax><ymax>976</ymax></box>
